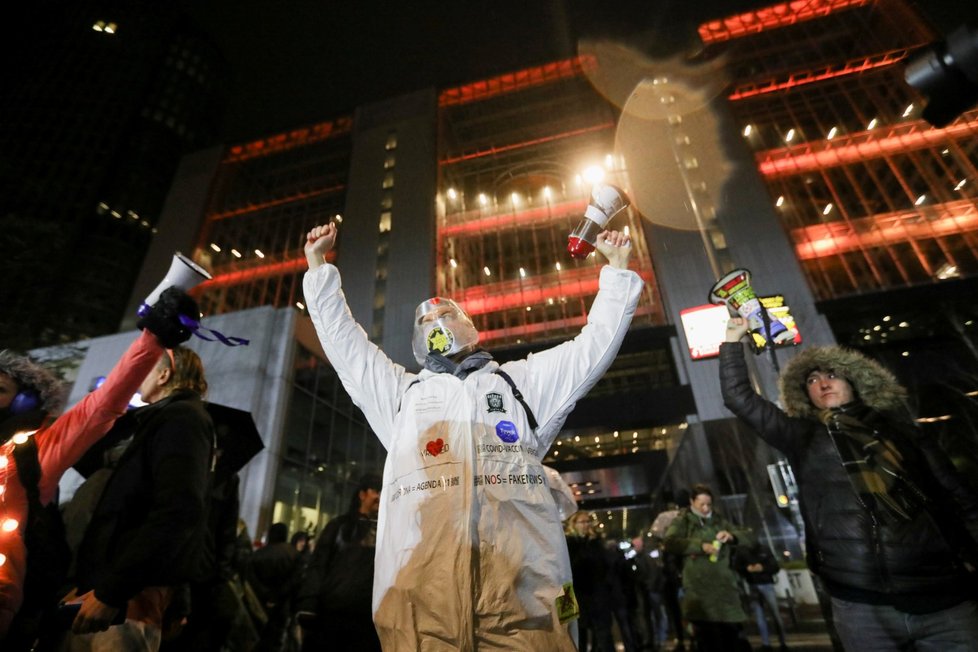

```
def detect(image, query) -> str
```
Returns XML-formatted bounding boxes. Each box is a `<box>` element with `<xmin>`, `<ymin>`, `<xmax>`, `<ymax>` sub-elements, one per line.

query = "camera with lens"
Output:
<box><xmin>905</xmin><ymin>23</ymin><xmax>978</xmax><ymax>127</ymax></box>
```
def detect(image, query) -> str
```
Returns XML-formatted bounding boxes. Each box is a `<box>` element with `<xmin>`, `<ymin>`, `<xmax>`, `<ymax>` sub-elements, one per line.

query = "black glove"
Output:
<box><xmin>137</xmin><ymin>287</ymin><xmax>200</xmax><ymax>348</ymax></box>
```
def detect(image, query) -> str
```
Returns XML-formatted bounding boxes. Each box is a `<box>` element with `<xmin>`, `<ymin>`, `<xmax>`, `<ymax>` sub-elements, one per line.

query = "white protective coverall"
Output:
<box><xmin>303</xmin><ymin>263</ymin><xmax>643</xmax><ymax>651</ymax></box>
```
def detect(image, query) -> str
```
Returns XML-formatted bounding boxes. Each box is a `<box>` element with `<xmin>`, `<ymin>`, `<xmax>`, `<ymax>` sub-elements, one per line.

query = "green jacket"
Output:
<box><xmin>663</xmin><ymin>508</ymin><xmax>752</xmax><ymax>623</ymax></box>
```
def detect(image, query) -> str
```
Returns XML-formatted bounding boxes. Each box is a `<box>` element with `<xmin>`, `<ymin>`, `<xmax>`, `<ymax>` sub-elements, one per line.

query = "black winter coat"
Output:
<box><xmin>296</xmin><ymin>513</ymin><xmax>377</xmax><ymax>617</ymax></box>
<box><xmin>733</xmin><ymin>542</ymin><xmax>780</xmax><ymax>586</ymax></box>
<box><xmin>719</xmin><ymin>343</ymin><xmax>978</xmax><ymax>602</ymax></box>
<box><xmin>75</xmin><ymin>390</ymin><xmax>214</xmax><ymax>608</ymax></box>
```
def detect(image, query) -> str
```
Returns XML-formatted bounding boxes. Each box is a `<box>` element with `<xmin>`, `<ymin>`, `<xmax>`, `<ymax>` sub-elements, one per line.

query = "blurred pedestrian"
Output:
<box><xmin>296</xmin><ymin>473</ymin><xmax>382</xmax><ymax>652</ymax></box>
<box><xmin>652</xmin><ymin>501</ymin><xmax>687</xmax><ymax>651</ymax></box>
<box><xmin>290</xmin><ymin>532</ymin><xmax>310</xmax><ymax>557</ymax></box>
<box><xmin>664</xmin><ymin>484</ymin><xmax>752</xmax><ymax>652</ymax></box>
<box><xmin>249</xmin><ymin>523</ymin><xmax>303</xmax><ymax>652</ymax></box>
<box><xmin>734</xmin><ymin>541</ymin><xmax>788</xmax><ymax>652</ymax></box>
<box><xmin>626</xmin><ymin>536</ymin><xmax>666</xmax><ymax>652</ymax></box>
<box><xmin>161</xmin><ymin>472</ymin><xmax>255</xmax><ymax>652</ymax></box>
<box><xmin>565</xmin><ymin>511</ymin><xmax>614</xmax><ymax>652</ymax></box>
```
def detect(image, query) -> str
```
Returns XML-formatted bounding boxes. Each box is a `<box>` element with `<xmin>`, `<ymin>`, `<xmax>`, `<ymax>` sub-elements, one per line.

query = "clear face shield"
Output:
<box><xmin>412</xmin><ymin>297</ymin><xmax>479</xmax><ymax>366</ymax></box>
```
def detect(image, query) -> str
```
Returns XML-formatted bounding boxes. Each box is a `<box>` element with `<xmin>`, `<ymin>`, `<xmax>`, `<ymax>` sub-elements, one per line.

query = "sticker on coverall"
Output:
<box><xmin>485</xmin><ymin>392</ymin><xmax>506</xmax><ymax>413</ymax></box>
<box><xmin>556</xmin><ymin>582</ymin><xmax>580</xmax><ymax>623</ymax></box>
<box><xmin>495</xmin><ymin>420</ymin><xmax>519</xmax><ymax>443</ymax></box>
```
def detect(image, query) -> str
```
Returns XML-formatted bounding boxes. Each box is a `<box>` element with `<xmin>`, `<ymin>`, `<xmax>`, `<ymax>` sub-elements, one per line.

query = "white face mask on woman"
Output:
<box><xmin>412</xmin><ymin>297</ymin><xmax>479</xmax><ymax>366</ymax></box>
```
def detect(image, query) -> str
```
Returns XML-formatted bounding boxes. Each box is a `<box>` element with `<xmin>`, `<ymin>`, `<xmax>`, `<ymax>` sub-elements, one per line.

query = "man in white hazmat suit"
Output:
<box><xmin>302</xmin><ymin>221</ymin><xmax>643</xmax><ymax>650</ymax></box>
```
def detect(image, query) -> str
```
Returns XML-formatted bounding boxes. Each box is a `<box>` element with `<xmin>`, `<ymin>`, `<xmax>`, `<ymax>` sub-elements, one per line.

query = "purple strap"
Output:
<box><xmin>178</xmin><ymin>315</ymin><xmax>250</xmax><ymax>347</ymax></box>
<box><xmin>137</xmin><ymin>303</ymin><xmax>249</xmax><ymax>346</ymax></box>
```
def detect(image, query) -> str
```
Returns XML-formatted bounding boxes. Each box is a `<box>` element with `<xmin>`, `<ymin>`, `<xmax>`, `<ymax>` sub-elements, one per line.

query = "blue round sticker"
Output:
<box><xmin>495</xmin><ymin>420</ymin><xmax>520</xmax><ymax>443</ymax></box>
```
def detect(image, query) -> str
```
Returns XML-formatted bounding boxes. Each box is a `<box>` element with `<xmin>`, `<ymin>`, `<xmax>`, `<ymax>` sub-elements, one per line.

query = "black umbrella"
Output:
<box><xmin>74</xmin><ymin>401</ymin><xmax>265</xmax><ymax>485</ymax></box>
<box><xmin>205</xmin><ymin>401</ymin><xmax>265</xmax><ymax>484</ymax></box>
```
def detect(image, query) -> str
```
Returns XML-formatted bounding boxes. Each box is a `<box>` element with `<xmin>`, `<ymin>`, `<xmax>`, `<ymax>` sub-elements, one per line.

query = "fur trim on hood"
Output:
<box><xmin>0</xmin><ymin>350</ymin><xmax>67</xmax><ymax>414</ymax></box>
<box><xmin>778</xmin><ymin>345</ymin><xmax>907</xmax><ymax>420</ymax></box>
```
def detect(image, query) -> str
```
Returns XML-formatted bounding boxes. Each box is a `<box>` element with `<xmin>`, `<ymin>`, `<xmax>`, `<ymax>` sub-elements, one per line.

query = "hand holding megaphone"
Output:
<box><xmin>568</xmin><ymin>184</ymin><xmax>630</xmax><ymax>259</ymax></box>
<box><xmin>137</xmin><ymin>287</ymin><xmax>200</xmax><ymax>348</ymax></box>
<box><xmin>141</xmin><ymin>253</ymin><xmax>211</xmax><ymax>309</ymax></box>
<box><xmin>725</xmin><ymin>317</ymin><xmax>750</xmax><ymax>343</ymax></box>
<box><xmin>136</xmin><ymin>253</ymin><xmax>248</xmax><ymax>348</ymax></box>
<box><xmin>709</xmin><ymin>268</ymin><xmax>793</xmax><ymax>351</ymax></box>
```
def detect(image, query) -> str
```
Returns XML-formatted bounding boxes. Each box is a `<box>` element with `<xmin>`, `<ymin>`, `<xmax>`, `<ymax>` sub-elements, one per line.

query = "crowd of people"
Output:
<box><xmin>564</xmin><ymin>488</ymin><xmax>793</xmax><ymax>652</ymax></box>
<box><xmin>0</xmin><ymin>215</ymin><xmax>975</xmax><ymax>652</ymax></box>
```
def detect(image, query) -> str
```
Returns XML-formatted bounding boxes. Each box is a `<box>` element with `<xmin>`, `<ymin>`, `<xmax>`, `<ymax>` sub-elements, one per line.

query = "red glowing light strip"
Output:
<box><xmin>440</xmin><ymin>122</ymin><xmax>615</xmax><ymax>166</ymax></box>
<box><xmin>793</xmin><ymin>203</ymin><xmax>978</xmax><ymax>260</ymax></box>
<box><xmin>197</xmin><ymin>252</ymin><xmax>337</xmax><ymax>290</ymax></box>
<box><xmin>439</xmin><ymin>56</ymin><xmax>598</xmax><ymax>108</ymax></box>
<box><xmin>728</xmin><ymin>49</ymin><xmax>908</xmax><ymax>101</ymax></box>
<box><xmin>439</xmin><ymin>199</ymin><xmax>587</xmax><ymax>238</ymax></box>
<box><xmin>479</xmin><ymin>304</ymin><xmax>659</xmax><ymax>344</ymax></box>
<box><xmin>205</xmin><ymin>184</ymin><xmax>346</xmax><ymax>222</ymax></box>
<box><xmin>455</xmin><ymin>267</ymin><xmax>655</xmax><ymax>316</ymax></box>
<box><xmin>758</xmin><ymin>115</ymin><xmax>978</xmax><ymax>178</ymax></box>
<box><xmin>698</xmin><ymin>0</ymin><xmax>871</xmax><ymax>44</ymax></box>
<box><xmin>224</xmin><ymin>117</ymin><xmax>353</xmax><ymax>162</ymax></box>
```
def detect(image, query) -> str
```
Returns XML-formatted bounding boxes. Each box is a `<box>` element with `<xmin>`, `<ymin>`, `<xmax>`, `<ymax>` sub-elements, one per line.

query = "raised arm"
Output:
<box><xmin>302</xmin><ymin>224</ymin><xmax>406</xmax><ymax>449</ymax></box>
<box><xmin>34</xmin><ymin>330</ymin><xmax>163</xmax><ymax>503</ymax></box>
<box><xmin>719</xmin><ymin>318</ymin><xmax>800</xmax><ymax>454</ymax></box>
<box><xmin>500</xmin><ymin>230</ymin><xmax>643</xmax><ymax>449</ymax></box>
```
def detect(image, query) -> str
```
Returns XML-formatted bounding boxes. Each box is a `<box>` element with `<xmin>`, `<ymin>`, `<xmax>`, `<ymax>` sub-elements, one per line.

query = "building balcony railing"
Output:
<box><xmin>439</xmin><ymin>121</ymin><xmax>615</xmax><ymax>166</ymax></box>
<box><xmin>756</xmin><ymin>111</ymin><xmax>978</xmax><ymax>178</ymax></box>
<box><xmin>792</xmin><ymin>199</ymin><xmax>978</xmax><ymax>260</ymax></box>
<box><xmin>479</xmin><ymin>304</ymin><xmax>659</xmax><ymax>346</ymax></box>
<box><xmin>197</xmin><ymin>250</ymin><xmax>337</xmax><ymax>290</ymax></box>
<box><xmin>698</xmin><ymin>0</ymin><xmax>872</xmax><ymax>44</ymax></box>
<box><xmin>728</xmin><ymin>47</ymin><xmax>910</xmax><ymax>101</ymax></box>
<box><xmin>205</xmin><ymin>184</ymin><xmax>346</xmax><ymax>221</ymax></box>
<box><xmin>223</xmin><ymin>117</ymin><xmax>353</xmax><ymax>162</ymax></box>
<box><xmin>452</xmin><ymin>265</ymin><xmax>656</xmax><ymax>316</ymax></box>
<box><xmin>438</xmin><ymin>55</ymin><xmax>597</xmax><ymax>108</ymax></box>
<box><xmin>439</xmin><ymin>198</ymin><xmax>586</xmax><ymax>236</ymax></box>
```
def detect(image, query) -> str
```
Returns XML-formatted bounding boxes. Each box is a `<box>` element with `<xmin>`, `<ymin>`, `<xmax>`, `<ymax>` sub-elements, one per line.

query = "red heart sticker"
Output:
<box><xmin>426</xmin><ymin>438</ymin><xmax>445</xmax><ymax>457</ymax></box>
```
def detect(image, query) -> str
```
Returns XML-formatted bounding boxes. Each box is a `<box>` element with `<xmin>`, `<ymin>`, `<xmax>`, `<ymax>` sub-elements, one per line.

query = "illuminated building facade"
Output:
<box><xmin>696</xmin><ymin>0</ymin><xmax>978</xmax><ymax>460</ymax></box>
<box><xmin>119</xmin><ymin>0</ymin><xmax>977</xmax><ymax>539</ymax></box>
<box><xmin>703</xmin><ymin>0</ymin><xmax>978</xmax><ymax>299</ymax></box>
<box><xmin>0</xmin><ymin>1</ymin><xmax>225</xmax><ymax>350</ymax></box>
<box><xmin>125</xmin><ymin>59</ymin><xmax>697</xmax><ymax>534</ymax></box>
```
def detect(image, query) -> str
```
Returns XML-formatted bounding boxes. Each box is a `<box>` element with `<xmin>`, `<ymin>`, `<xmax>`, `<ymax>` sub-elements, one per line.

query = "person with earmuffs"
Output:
<box><xmin>0</xmin><ymin>287</ymin><xmax>199</xmax><ymax>650</ymax></box>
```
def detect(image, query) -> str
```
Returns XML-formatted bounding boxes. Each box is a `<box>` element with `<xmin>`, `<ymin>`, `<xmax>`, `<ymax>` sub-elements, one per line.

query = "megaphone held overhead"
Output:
<box><xmin>137</xmin><ymin>253</ymin><xmax>248</xmax><ymax>347</ymax></box>
<box><xmin>568</xmin><ymin>184</ymin><xmax>630</xmax><ymax>259</ymax></box>
<box><xmin>709</xmin><ymin>268</ymin><xmax>794</xmax><ymax>350</ymax></box>
<box><xmin>143</xmin><ymin>253</ymin><xmax>212</xmax><ymax>308</ymax></box>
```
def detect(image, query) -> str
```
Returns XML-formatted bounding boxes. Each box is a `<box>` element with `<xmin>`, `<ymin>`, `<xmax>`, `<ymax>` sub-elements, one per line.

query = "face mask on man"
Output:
<box><xmin>412</xmin><ymin>297</ymin><xmax>479</xmax><ymax>366</ymax></box>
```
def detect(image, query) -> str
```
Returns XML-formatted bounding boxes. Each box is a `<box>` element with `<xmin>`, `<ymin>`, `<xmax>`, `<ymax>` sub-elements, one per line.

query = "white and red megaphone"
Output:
<box><xmin>141</xmin><ymin>252</ymin><xmax>212</xmax><ymax>310</ymax></box>
<box><xmin>709</xmin><ymin>268</ymin><xmax>793</xmax><ymax>349</ymax></box>
<box><xmin>567</xmin><ymin>184</ymin><xmax>630</xmax><ymax>259</ymax></box>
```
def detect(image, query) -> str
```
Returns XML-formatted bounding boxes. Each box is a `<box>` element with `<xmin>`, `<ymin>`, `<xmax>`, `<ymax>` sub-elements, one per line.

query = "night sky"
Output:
<box><xmin>187</xmin><ymin>0</ymin><xmax>977</xmax><ymax>143</ymax></box>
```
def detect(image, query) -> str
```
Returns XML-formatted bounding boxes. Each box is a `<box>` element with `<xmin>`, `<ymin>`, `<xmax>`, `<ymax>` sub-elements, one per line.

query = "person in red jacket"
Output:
<box><xmin>0</xmin><ymin>288</ymin><xmax>197</xmax><ymax>648</ymax></box>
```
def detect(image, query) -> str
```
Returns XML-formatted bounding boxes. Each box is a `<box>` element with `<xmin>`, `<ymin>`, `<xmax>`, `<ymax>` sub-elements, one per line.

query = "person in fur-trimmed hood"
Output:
<box><xmin>720</xmin><ymin>316</ymin><xmax>978</xmax><ymax>651</ymax></box>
